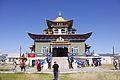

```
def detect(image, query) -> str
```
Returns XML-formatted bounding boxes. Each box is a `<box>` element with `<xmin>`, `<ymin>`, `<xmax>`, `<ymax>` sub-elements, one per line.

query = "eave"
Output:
<box><xmin>28</xmin><ymin>32</ymin><xmax>92</xmax><ymax>42</ymax></box>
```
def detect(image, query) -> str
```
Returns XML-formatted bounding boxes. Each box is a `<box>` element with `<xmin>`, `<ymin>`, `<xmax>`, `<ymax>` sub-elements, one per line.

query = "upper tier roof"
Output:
<box><xmin>46</xmin><ymin>19</ymin><xmax>73</xmax><ymax>28</ymax></box>
<box><xmin>46</xmin><ymin>12</ymin><xmax>74</xmax><ymax>28</ymax></box>
<box><xmin>28</xmin><ymin>32</ymin><xmax>92</xmax><ymax>42</ymax></box>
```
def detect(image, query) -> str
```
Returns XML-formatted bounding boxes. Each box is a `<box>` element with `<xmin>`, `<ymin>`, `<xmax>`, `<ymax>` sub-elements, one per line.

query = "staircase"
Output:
<box><xmin>52</xmin><ymin>57</ymin><xmax>69</xmax><ymax>70</ymax></box>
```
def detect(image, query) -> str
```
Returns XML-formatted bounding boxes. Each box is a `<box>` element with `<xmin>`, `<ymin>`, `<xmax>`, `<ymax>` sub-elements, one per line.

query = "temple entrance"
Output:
<box><xmin>52</xmin><ymin>47</ymin><xmax>68</xmax><ymax>57</ymax></box>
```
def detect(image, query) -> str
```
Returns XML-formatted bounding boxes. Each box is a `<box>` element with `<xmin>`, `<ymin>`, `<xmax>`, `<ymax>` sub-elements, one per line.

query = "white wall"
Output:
<box><xmin>6</xmin><ymin>58</ymin><xmax>20</xmax><ymax>64</ymax></box>
<box><xmin>101</xmin><ymin>56</ymin><xmax>113</xmax><ymax>64</ymax></box>
<box><xmin>27</xmin><ymin>57</ymin><xmax>47</xmax><ymax>66</ymax></box>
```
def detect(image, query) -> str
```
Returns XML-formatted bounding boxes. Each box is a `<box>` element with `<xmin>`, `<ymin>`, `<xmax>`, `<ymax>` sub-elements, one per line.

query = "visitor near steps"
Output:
<box><xmin>52</xmin><ymin>61</ymin><xmax>59</xmax><ymax>80</ymax></box>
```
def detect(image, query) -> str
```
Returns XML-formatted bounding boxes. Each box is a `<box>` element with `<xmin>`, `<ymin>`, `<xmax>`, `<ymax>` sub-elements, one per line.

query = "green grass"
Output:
<box><xmin>59</xmin><ymin>71</ymin><xmax>120</xmax><ymax>80</ymax></box>
<box><xmin>0</xmin><ymin>71</ymin><xmax>120</xmax><ymax>80</ymax></box>
<box><xmin>0</xmin><ymin>64</ymin><xmax>13</xmax><ymax>71</ymax></box>
<box><xmin>0</xmin><ymin>73</ymin><xmax>53</xmax><ymax>80</ymax></box>
<box><xmin>0</xmin><ymin>68</ymin><xmax>12</xmax><ymax>71</ymax></box>
<box><xmin>98</xmin><ymin>64</ymin><xmax>114</xmax><ymax>70</ymax></box>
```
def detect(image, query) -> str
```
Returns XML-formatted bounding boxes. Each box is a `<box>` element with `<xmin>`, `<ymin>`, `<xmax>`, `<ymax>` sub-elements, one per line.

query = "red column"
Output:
<box><xmin>84</xmin><ymin>52</ymin><xmax>86</xmax><ymax>56</ymax></box>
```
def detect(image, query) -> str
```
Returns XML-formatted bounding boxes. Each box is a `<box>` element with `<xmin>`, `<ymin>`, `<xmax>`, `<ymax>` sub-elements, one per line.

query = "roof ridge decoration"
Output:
<box><xmin>53</xmin><ymin>12</ymin><xmax>66</xmax><ymax>22</ymax></box>
<box><xmin>58</xmin><ymin>12</ymin><xmax>62</xmax><ymax>17</ymax></box>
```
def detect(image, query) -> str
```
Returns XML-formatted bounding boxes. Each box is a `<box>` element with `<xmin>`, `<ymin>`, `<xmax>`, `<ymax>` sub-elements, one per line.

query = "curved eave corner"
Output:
<box><xmin>27</xmin><ymin>32</ymin><xmax>35</xmax><ymax>40</ymax></box>
<box><xmin>84</xmin><ymin>32</ymin><xmax>92</xmax><ymax>41</ymax></box>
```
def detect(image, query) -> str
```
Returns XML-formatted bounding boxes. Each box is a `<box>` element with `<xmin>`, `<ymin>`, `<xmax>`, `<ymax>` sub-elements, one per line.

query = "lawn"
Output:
<box><xmin>0</xmin><ymin>73</ymin><xmax>53</xmax><ymax>80</ymax></box>
<box><xmin>98</xmin><ymin>64</ymin><xmax>114</xmax><ymax>70</ymax></box>
<box><xmin>0</xmin><ymin>71</ymin><xmax>120</xmax><ymax>80</ymax></box>
<box><xmin>59</xmin><ymin>71</ymin><xmax>120</xmax><ymax>80</ymax></box>
<box><xmin>0</xmin><ymin>64</ymin><xmax>13</xmax><ymax>71</ymax></box>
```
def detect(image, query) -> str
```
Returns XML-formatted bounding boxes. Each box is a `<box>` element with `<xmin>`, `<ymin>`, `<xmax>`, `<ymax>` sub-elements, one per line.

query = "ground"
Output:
<box><xmin>0</xmin><ymin>71</ymin><xmax>120</xmax><ymax>80</ymax></box>
<box><xmin>0</xmin><ymin>63</ymin><xmax>120</xmax><ymax>80</ymax></box>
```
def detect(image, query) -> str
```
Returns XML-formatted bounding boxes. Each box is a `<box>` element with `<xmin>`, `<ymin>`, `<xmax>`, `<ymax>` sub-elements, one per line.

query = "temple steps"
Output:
<box><xmin>52</xmin><ymin>57</ymin><xmax>69</xmax><ymax>70</ymax></box>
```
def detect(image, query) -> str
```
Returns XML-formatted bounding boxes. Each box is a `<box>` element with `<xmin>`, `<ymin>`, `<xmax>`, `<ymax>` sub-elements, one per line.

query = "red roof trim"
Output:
<box><xmin>28</xmin><ymin>32</ymin><xmax>92</xmax><ymax>41</ymax></box>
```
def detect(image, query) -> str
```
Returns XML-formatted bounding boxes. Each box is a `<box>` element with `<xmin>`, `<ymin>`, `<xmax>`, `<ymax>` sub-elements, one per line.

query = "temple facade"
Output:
<box><xmin>28</xmin><ymin>13</ymin><xmax>92</xmax><ymax>58</ymax></box>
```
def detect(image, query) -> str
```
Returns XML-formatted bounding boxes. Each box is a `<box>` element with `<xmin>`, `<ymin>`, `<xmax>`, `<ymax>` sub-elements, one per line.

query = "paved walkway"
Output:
<box><xmin>0</xmin><ymin>67</ymin><xmax>120</xmax><ymax>73</ymax></box>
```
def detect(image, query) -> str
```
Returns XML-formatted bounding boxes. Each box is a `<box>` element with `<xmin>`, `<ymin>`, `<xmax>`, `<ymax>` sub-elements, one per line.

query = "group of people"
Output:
<box><xmin>13</xmin><ymin>60</ymin><xmax>26</xmax><ymax>72</ymax></box>
<box><xmin>13</xmin><ymin>59</ymin><xmax>51</xmax><ymax>72</ymax></box>
<box><xmin>12</xmin><ymin>55</ymin><xmax>120</xmax><ymax>80</ymax></box>
<box><xmin>13</xmin><ymin>59</ymin><xmax>59</xmax><ymax>80</ymax></box>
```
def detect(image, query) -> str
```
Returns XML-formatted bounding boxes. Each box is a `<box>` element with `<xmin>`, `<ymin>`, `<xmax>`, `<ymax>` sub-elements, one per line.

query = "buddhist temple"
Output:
<box><xmin>27</xmin><ymin>13</ymin><xmax>92</xmax><ymax>67</ymax></box>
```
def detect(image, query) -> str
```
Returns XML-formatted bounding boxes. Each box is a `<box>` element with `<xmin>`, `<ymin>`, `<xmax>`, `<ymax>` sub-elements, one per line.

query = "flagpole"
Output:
<box><xmin>20</xmin><ymin>46</ymin><xmax>22</xmax><ymax>57</ymax></box>
<box><xmin>113</xmin><ymin>46</ymin><xmax>114</xmax><ymax>57</ymax></box>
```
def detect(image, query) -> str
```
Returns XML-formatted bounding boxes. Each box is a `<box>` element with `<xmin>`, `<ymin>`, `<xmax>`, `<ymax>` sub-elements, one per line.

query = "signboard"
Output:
<box><xmin>28</xmin><ymin>53</ymin><xmax>36</xmax><ymax>57</ymax></box>
<box><xmin>36</xmin><ymin>53</ymin><xmax>43</xmax><ymax>57</ymax></box>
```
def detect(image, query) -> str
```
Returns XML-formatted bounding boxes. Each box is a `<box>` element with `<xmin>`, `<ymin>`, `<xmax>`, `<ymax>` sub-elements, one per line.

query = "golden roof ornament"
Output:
<box><xmin>58</xmin><ymin>12</ymin><xmax>62</xmax><ymax>17</ymax></box>
<box><xmin>53</xmin><ymin>12</ymin><xmax>66</xmax><ymax>22</ymax></box>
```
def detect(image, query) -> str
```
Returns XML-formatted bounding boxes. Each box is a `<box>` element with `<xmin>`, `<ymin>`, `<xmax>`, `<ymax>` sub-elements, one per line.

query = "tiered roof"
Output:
<box><xmin>28</xmin><ymin>13</ymin><xmax>92</xmax><ymax>42</ymax></box>
<box><xmin>28</xmin><ymin>32</ymin><xmax>92</xmax><ymax>42</ymax></box>
<box><xmin>46</xmin><ymin>12</ymin><xmax>73</xmax><ymax>29</ymax></box>
<box><xmin>46</xmin><ymin>19</ymin><xmax>73</xmax><ymax>29</ymax></box>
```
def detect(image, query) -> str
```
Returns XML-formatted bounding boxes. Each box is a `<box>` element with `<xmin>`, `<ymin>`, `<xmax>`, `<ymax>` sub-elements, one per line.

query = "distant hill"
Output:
<box><xmin>99</xmin><ymin>53</ymin><xmax>118</xmax><ymax>57</ymax></box>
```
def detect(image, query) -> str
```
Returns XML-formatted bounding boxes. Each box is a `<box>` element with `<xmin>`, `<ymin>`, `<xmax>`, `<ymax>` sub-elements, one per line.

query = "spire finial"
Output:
<box><xmin>58</xmin><ymin>12</ymin><xmax>62</xmax><ymax>17</ymax></box>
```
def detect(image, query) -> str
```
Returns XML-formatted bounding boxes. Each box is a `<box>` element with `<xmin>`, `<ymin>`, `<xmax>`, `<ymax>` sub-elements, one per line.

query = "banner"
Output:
<box><xmin>28</xmin><ymin>53</ymin><xmax>36</xmax><ymax>57</ymax></box>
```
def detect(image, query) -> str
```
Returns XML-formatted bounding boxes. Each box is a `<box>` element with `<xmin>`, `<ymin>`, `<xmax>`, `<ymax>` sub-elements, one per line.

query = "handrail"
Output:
<box><xmin>68</xmin><ymin>54</ymin><xmax>82</xmax><ymax>65</ymax></box>
<box><xmin>40</xmin><ymin>53</ymin><xmax>52</xmax><ymax>65</ymax></box>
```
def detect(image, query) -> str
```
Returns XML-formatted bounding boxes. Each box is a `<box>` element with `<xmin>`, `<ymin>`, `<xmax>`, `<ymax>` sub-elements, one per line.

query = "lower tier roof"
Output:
<box><xmin>28</xmin><ymin>32</ymin><xmax>92</xmax><ymax>42</ymax></box>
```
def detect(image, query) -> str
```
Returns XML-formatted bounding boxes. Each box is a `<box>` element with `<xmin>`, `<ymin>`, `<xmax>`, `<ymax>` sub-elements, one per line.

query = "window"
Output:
<box><xmin>54</xmin><ymin>29</ymin><xmax>58</xmax><ymax>31</ymax></box>
<box><xmin>53</xmin><ymin>28</ymin><xmax>58</xmax><ymax>34</ymax></box>
<box><xmin>42</xmin><ymin>46</ymin><xmax>47</xmax><ymax>53</ymax></box>
<box><xmin>73</xmin><ymin>46</ymin><xmax>79</xmax><ymax>53</ymax></box>
<box><xmin>61</xmin><ymin>29</ymin><xmax>65</xmax><ymax>31</ymax></box>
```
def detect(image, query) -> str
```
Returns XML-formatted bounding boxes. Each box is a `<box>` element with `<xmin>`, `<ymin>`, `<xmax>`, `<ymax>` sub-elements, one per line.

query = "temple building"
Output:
<box><xmin>27</xmin><ymin>13</ymin><xmax>92</xmax><ymax>67</ymax></box>
<box><xmin>28</xmin><ymin>13</ymin><xmax>92</xmax><ymax>57</ymax></box>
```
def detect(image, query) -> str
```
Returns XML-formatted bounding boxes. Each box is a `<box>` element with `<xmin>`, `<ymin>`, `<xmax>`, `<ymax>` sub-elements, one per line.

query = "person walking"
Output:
<box><xmin>36</xmin><ymin>59</ymin><xmax>41</xmax><ymax>71</ymax></box>
<box><xmin>86</xmin><ymin>60</ymin><xmax>90</xmax><ymax>67</ymax></box>
<box><xmin>113</xmin><ymin>59</ymin><xmax>118</xmax><ymax>70</ymax></box>
<box><xmin>20</xmin><ymin>60</ymin><xmax>25</xmax><ymax>72</ymax></box>
<box><xmin>13</xmin><ymin>61</ymin><xmax>17</xmax><ymax>72</ymax></box>
<box><xmin>52</xmin><ymin>61</ymin><xmax>59</xmax><ymax>80</ymax></box>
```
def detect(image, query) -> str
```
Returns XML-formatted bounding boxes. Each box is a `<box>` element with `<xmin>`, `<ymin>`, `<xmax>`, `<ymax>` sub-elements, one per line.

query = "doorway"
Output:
<box><xmin>52</xmin><ymin>47</ymin><xmax>68</xmax><ymax>57</ymax></box>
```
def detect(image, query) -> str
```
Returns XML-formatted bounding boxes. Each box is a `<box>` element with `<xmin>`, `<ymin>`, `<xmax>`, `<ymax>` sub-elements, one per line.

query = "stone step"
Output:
<box><xmin>52</xmin><ymin>57</ymin><xmax>69</xmax><ymax>70</ymax></box>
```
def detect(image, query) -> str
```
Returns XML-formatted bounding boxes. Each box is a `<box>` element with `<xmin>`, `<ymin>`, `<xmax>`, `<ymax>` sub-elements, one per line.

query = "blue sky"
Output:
<box><xmin>0</xmin><ymin>0</ymin><xmax>120</xmax><ymax>54</ymax></box>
